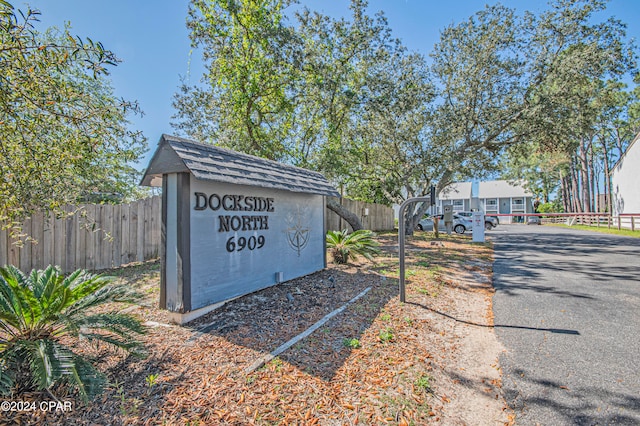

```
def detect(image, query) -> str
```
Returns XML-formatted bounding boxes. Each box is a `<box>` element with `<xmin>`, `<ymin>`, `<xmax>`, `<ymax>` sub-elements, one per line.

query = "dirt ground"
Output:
<box><xmin>4</xmin><ymin>232</ymin><xmax>513</xmax><ymax>425</ymax></box>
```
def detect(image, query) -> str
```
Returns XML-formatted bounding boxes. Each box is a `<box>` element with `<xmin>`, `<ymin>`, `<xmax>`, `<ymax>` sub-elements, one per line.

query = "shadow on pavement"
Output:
<box><xmin>407</xmin><ymin>301</ymin><xmax>580</xmax><ymax>335</ymax></box>
<box><xmin>504</xmin><ymin>368</ymin><xmax>640</xmax><ymax>425</ymax></box>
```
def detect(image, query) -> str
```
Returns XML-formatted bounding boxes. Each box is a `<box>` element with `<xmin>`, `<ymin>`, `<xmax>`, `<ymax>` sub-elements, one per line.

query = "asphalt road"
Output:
<box><xmin>491</xmin><ymin>225</ymin><xmax>640</xmax><ymax>425</ymax></box>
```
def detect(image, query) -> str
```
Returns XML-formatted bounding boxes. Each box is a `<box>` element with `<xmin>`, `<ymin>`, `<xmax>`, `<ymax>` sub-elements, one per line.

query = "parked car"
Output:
<box><xmin>526</xmin><ymin>215</ymin><xmax>541</xmax><ymax>225</ymax></box>
<box><xmin>455</xmin><ymin>211</ymin><xmax>499</xmax><ymax>230</ymax></box>
<box><xmin>417</xmin><ymin>214</ymin><xmax>472</xmax><ymax>234</ymax></box>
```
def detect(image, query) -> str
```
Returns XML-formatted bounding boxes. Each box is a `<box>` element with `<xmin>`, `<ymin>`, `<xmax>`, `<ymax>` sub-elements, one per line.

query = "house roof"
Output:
<box><xmin>439</xmin><ymin>180</ymin><xmax>531</xmax><ymax>200</ymax></box>
<box><xmin>439</xmin><ymin>182</ymin><xmax>472</xmax><ymax>200</ymax></box>
<box><xmin>140</xmin><ymin>134</ymin><xmax>340</xmax><ymax>197</ymax></box>
<box><xmin>478</xmin><ymin>180</ymin><xmax>531</xmax><ymax>198</ymax></box>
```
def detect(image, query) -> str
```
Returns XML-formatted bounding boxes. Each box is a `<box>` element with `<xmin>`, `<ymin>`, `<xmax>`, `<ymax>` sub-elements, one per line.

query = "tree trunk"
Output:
<box><xmin>405</xmin><ymin>201</ymin><xmax>431</xmax><ymax>236</ymax></box>
<box><xmin>578</xmin><ymin>138</ymin><xmax>591</xmax><ymax>213</ymax></box>
<box><xmin>571</xmin><ymin>161</ymin><xmax>583</xmax><ymax>213</ymax></box>
<box><xmin>602</xmin><ymin>140</ymin><xmax>612</xmax><ymax>214</ymax></box>
<box><xmin>326</xmin><ymin>198</ymin><xmax>363</xmax><ymax>231</ymax></box>
<box><xmin>560</xmin><ymin>171</ymin><xmax>570</xmax><ymax>213</ymax></box>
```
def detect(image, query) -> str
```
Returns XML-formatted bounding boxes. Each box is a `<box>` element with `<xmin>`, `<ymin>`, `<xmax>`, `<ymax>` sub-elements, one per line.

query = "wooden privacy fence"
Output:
<box><xmin>0</xmin><ymin>196</ymin><xmax>162</xmax><ymax>274</ymax></box>
<box><xmin>1</xmin><ymin>195</ymin><xmax>393</xmax><ymax>273</ymax></box>
<box><xmin>325</xmin><ymin>197</ymin><xmax>395</xmax><ymax>232</ymax></box>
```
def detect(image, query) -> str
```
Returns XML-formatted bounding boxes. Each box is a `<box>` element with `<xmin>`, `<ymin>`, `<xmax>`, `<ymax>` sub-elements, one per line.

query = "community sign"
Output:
<box><xmin>141</xmin><ymin>135</ymin><xmax>339</xmax><ymax>323</ymax></box>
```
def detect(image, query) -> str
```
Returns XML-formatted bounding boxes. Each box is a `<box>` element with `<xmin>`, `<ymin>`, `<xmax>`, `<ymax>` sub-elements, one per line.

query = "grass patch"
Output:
<box><xmin>548</xmin><ymin>223</ymin><xmax>640</xmax><ymax>238</ymax></box>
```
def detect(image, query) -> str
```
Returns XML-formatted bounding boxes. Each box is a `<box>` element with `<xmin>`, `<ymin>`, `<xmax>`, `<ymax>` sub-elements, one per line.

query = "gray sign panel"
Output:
<box><xmin>189</xmin><ymin>178</ymin><xmax>325</xmax><ymax>310</ymax></box>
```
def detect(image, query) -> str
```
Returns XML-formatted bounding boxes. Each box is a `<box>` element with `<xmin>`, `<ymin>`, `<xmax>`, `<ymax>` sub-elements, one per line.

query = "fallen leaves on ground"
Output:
<box><xmin>5</xmin><ymin>232</ymin><xmax>511</xmax><ymax>425</ymax></box>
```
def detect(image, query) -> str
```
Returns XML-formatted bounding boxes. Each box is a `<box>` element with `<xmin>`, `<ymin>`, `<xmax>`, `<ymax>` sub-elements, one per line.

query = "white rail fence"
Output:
<box><xmin>495</xmin><ymin>212</ymin><xmax>640</xmax><ymax>231</ymax></box>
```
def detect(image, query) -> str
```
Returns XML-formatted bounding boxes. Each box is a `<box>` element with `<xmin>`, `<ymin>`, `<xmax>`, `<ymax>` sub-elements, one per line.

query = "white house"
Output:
<box><xmin>438</xmin><ymin>180</ymin><xmax>534</xmax><ymax>223</ymax></box>
<box><xmin>611</xmin><ymin>132</ymin><xmax>640</xmax><ymax>216</ymax></box>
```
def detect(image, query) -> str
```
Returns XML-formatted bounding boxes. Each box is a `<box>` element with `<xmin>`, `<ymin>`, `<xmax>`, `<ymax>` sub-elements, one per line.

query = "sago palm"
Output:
<box><xmin>0</xmin><ymin>265</ymin><xmax>145</xmax><ymax>401</ymax></box>
<box><xmin>326</xmin><ymin>229</ymin><xmax>380</xmax><ymax>264</ymax></box>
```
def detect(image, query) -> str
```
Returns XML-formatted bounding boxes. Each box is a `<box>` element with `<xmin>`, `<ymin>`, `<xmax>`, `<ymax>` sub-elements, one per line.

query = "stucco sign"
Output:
<box><xmin>141</xmin><ymin>135</ymin><xmax>339</xmax><ymax>323</ymax></box>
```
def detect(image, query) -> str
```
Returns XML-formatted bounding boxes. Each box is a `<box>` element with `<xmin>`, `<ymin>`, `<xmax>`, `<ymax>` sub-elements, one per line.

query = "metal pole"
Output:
<box><xmin>398</xmin><ymin>197</ymin><xmax>431</xmax><ymax>303</ymax></box>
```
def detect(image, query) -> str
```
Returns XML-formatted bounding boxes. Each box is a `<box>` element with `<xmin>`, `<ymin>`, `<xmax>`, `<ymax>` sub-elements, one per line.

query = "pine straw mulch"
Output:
<box><xmin>4</xmin><ymin>232</ymin><xmax>511</xmax><ymax>425</ymax></box>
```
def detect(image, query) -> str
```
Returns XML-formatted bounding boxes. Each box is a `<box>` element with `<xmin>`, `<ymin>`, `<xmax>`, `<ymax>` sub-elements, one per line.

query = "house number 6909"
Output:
<box><xmin>225</xmin><ymin>235</ymin><xmax>266</xmax><ymax>252</ymax></box>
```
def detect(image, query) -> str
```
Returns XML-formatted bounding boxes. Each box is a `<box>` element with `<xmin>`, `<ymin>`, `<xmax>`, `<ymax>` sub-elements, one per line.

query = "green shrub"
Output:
<box><xmin>342</xmin><ymin>338</ymin><xmax>361</xmax><ymax>349</ymax></box>
<box><xmin>537</xmin><ymin>201</ymin><xmax>563</xmax><ymax>213</ymax></box>
<box><xmin>326</xmin><ymin>229</ymin><xmax>380</xmax><ymax>264</ymax></box>
<box><xmin>0</xmin><ymin>265</ymin><xmax>145</xmax><ymax>401</ymax></box>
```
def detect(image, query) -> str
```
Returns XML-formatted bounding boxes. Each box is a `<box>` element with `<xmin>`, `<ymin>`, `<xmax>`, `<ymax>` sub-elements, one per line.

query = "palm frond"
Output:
<box><xmin>64</xmin><ymin>283</ymin><xmax>139</xmax><ymax>319</ymax></box>
<box><xmin>67</xmin><ymin>355</ymin><xmax>107</xmax><ymax>402</ymax></box>
<box><xmin>76</xmin><ymin>312</ymin><xmax>145</xmax><ymax>353</ymax></box>
<box><xmin>326</xmin><ymin>229</ymin><xmax>380</xmax><ymax>264</ymax></box>
<box><xmin>17</xmin><ymin>339</ymin><xmax>81</xmax><ymax>389</ymax></box>
<box><xmin>0</xmin><ymin>357</ymin><xmax>15</xmax><ymax>396</ymax></box>
<box><xmin>0</xmin><ymin>266</ymin><xmax>35</xmax><ymax>331</ymax></box>
<box><xmin>0</xmin><ymin>265</ymin><xmax>144</xmax><ymax>401</ymax></box>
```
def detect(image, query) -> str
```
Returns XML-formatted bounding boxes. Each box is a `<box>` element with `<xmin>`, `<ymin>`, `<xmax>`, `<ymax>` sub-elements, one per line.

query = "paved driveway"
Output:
<box><xmin>491</xmin><ymin>225</ymin><xmax>640</xmax><ymax>425</ymax></box>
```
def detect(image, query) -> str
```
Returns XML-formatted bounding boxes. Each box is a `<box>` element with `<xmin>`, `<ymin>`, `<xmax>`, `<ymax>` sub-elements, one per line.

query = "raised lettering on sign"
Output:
<box><xmin>194</xmin><ymin>192</ymin><xmax>274</xmax><ymax>212</ymax></box>
<box><xmin>218</xmin><ymin>215</ymin><xmax>269</xmax><ymax>232</ymax></box>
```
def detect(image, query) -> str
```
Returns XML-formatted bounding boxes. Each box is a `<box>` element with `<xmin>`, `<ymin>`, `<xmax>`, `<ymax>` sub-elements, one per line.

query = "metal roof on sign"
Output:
<box><xmin>140</xmin><ymin>134</ymin><xmax>340</xmax><ymax>197</ymax></box>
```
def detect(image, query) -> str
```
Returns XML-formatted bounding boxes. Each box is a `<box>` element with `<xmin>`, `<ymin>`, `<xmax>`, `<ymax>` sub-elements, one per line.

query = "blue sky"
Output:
<box><xmin>18</xmin><ymin>0</ymin><xmax>640</xmax><ymax>169</ymax></box>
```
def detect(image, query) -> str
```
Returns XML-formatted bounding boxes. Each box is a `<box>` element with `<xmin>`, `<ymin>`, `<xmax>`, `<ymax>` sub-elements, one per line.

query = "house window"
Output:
<box><xmin>511</xmin><ymin>198</ymin><xmax>524</xmax><ymax>212</ymax></box>
<box><xmin>485</xmin><ymin>198</ymin><xmax>498</xmax><ymax>214</ymax></box>
<box><xmin>452</xmin><ymin>199</ymin><xmax>464</xmax><ymax>210</ymax></box>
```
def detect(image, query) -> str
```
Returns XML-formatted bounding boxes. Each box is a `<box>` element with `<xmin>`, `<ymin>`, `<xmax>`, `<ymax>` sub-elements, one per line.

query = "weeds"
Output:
<box><xmin>378</xmin><ymin>327</ymin><xmax>394</xmax><ymax>343</ymax></box>
<box><xmin>269</xmin><ymin>357</ymin><xmax>284</xmax><ymax>372</ymax></box>
<box><xmin>415</xmin><ymin>374</ymin><xmax>433</xmax><ymax>393</ymax></box>
<box><xmin>342</xmin><ymin>338</ymin><xmax>362</xmax><ymax>349</ymax></box>
<box><xmin>145</xmin><ymin>374</ymin><xmax>158</xmax><ymax>394</ymax></box>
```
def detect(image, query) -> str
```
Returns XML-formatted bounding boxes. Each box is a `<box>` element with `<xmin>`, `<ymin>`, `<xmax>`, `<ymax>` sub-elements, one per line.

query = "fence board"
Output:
<box><xmin>55</xmin><ymin>212</ymin><xmax>67</xmax><ymax>270</ymax></box>
<box><xmin>136</xmin><ymin>199</ymin><xmax>143</xmax><ymax>258</ymax></box>
<box><xmin>120</xmin><ymin>203</ymin><xmax>130</xmax><ymax>265</ymax></box>
<box><xmin>95</xmin><ymin>205</ymin><xmax>105</xmax><ymax>270</ymax></box>
<box><xmin>85</xmin><ymin>205</ymin><xmax>97</xmax><ymax>271</ymax></box>
<box><xmin>19</xmin><ymin>217</ymin><xmax>32</xmax><ymax>272</ymax></box>
<box><xmin>0</xmin><ymin>227</ymin><xmax>7</xmax><ymax>267</ymax></box>
<box><xmin>146</xmin><ymin>197</ymin><xmax>158</xmax><ymax>260</ymax></box>
<box><xmin>150</xmin><ymin>196</ymin><xmax>161</xmax><ymax>258</ymax></box>
<box><xmin>31</xmin><ymin>212</ymin><xmax>45</xmax><ymax>270</ymax></box>
<box><xmin>74</xmin><ymin>208</ymin><xmax>86</xmax><ymax>270</ymax></box>
<box><xmin>98</xmin><ymin>204</ymin><xmax>112</xmax><ymax>270</ymax></box>
<box><xmin>136</xmin><ymin>200</ymin><xmax>145</xmax><ymax>262</ymax></box>
<box><xmin>42</xmin><ymin>214</ymin><xmax>53</xmax><ymax>268</ymax></box>
<box><xmin>65</xmin><ymin>206</ymin><xmax>76</xmax><ymax>273</ymax></box>
<box><xmin>111</xmin><ymin>204</ymin><xmax>122</xmax><ymax>269</ymax></box>
<box><xmin>8</xmin><ymin>230</ymin><xmax>20</xmax><ymax>268</ymax></box>
<box><xmin>96</xmin><ymin>204</ymin><xmax>110</xmax><ymax>269</ymax></box>
<box><xmin>129</xmin><ymin>202</ymin><xmax>139</xmax><ymax>264</ymax></box>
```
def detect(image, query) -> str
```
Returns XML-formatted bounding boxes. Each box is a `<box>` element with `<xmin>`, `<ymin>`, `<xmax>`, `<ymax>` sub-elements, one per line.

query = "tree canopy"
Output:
<box><xmin>173</xmin><ymin>0</ymin><xmax>638</xmax><ymax>230</ymax></box>
<box><xmin>0</xmin><ymin>2</ymin><xmax>147</xmax><ymax>237</ymax></box>
<box><xmin>496</xmin><ymin>1</ymin><xmax>639</xmax><ymax>212</ymax></box>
